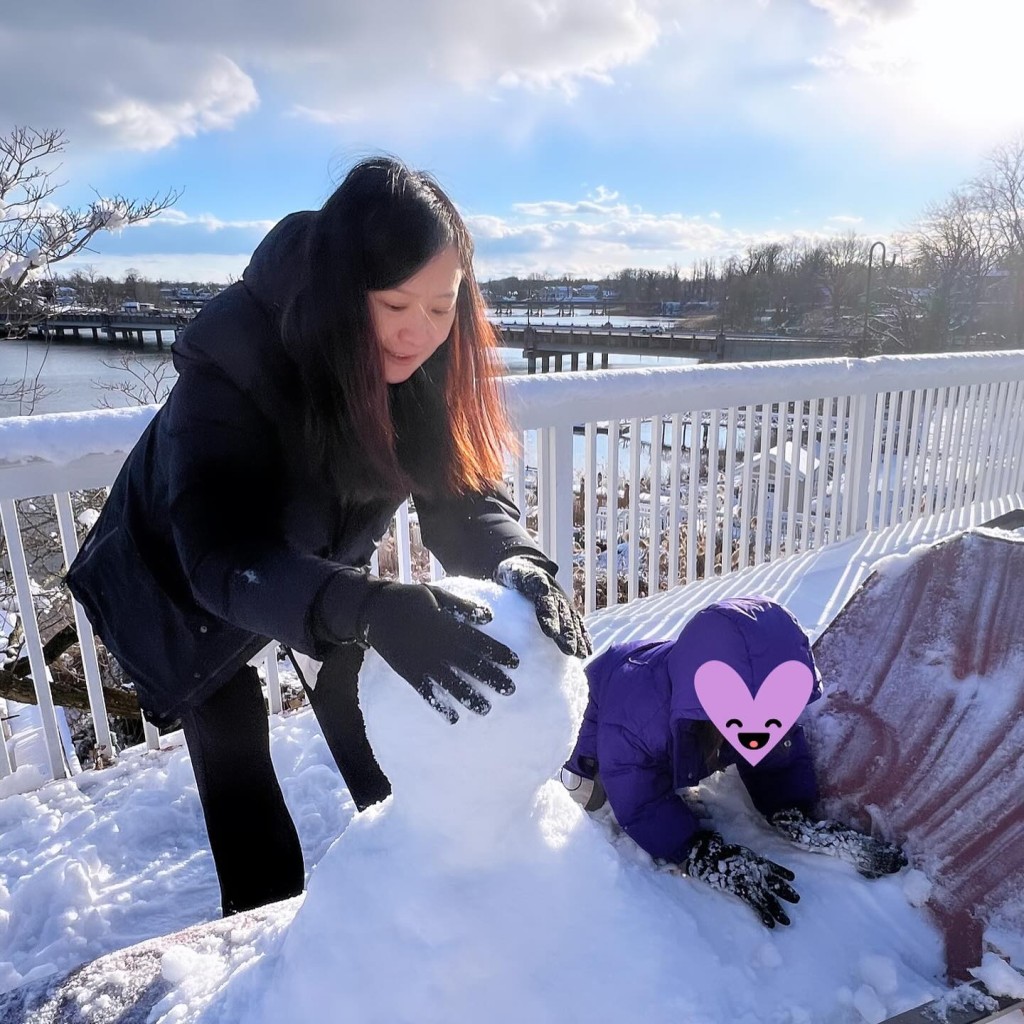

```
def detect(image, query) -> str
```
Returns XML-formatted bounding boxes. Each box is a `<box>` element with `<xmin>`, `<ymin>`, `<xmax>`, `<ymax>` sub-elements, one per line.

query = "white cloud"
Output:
<box><xmin>793</xmin><ymin>0</ymin><xmax>1024</xmax><ymax>152</ymax></box>
<box><xmin>150</xmin><ymin>210</ymin><xmax>278</xmax><ymax>233</ymax></box>
<box><xmin>467</xmin><ymin>190</ymin><xmax>879</xmax><ymax>278</ymax></box>
<box><xmin>807</xmin><ymin>0</ymin><xmax>915</xmax><ymax>26</ymax></box>
<box><xmin>512</xmin><ymin>199</ymin><xmax>631</xmax><ymax>218</ymax></box>
<box><xmin>2</xmin><ymin>0</ymin><xmax>1017</xmax><ymax>166</ymax></box>
<box><xmin>93</xmin><ymin>56</ymin><xmax>258</xmax><ymax>152</ymax></box>
<box><xmin>0</xmin><ymin>29</ymin><xmax>258</xmax><ymax>153</ymax></box>
<box><xmin>2</xmin><ymin>1</ymin><xmax>660</xmax><ymax>151</ymax></box>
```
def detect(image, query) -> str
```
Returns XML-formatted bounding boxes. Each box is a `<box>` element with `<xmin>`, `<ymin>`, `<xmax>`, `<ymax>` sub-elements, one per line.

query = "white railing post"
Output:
<box><xmin>627</xmin><ymin>417</ymin><xmax>641</xmax><ymax>602</ymax></box>
<box><xmin>536</xmin><ymin>426</ymin><xmax>552</xmax><ymax>555</ymax></box>
<box><xmin>54</xmin><ymin>490</ymin><xmax>115</xmax><ymax>759</ymax></box>
<box><xmin>396</xmin><ymin>502</ymin><xmax>413</xmax><ymax>584</ymax></box>
<box><xmin>0</xmin><ymin>498</ymin><xmax>67</xmax><ymax>781</ymax></box>
<box><xmin>584</xmin><ymin>422</ymin><xmax>597</xmax><ymax>614</ymax></box>
<box><xmin>264</xmin><ymin>645</ymin><xmax>283</xmax><ymax>716</ymax></box>
<box><xmin>0</xmin><ymin>696</ymin><xmax>14</xmax><ymax>777</ymax></box>
<box><xmin>551</xmin><ymin>426</ymin><xmax>576</xmax><ymax>596</ymax></box>
<box><xmin>848</xmin><ymin>391</ymin><xmax>879</xmax><ymax>536</ymax></box>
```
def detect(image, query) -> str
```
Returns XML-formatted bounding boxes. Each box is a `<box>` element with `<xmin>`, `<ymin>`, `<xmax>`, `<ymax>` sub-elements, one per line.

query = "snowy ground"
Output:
<box><xmin>2</xmin><ymin>513</ymin><xmax>1023</xmax><ymax>1023</ymax></box>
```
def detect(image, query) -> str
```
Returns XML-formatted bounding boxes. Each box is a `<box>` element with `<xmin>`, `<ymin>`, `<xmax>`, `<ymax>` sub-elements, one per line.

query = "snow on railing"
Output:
<box><xmin>3</xmin><ymin>351</ymin><xmax>1024</xmax><ymax>783</ymax></box>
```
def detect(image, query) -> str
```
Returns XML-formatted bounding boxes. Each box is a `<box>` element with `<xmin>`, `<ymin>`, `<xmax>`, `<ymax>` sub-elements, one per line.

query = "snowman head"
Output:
<box><xmin>359</xmin><ymin>577</ymin><xmax>589</xmax><ymax>858</ymax></box>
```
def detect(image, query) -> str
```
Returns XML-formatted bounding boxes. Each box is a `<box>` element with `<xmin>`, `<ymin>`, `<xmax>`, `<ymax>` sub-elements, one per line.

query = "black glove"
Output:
<box><xmin>494</xmin><ymin>556</ymin><xmax>592</xmax><ymax>659</ymax></box>
<box><xmin>681</xmin><ymin>830</ymin><xmax>800</xmax><ymax>928</ymax></box>
<box><xmin>357</xmin><ymin>582</ymin><xmax>519</xmax><ymax>724</ymax></box>
<box><xmin>769</xmin><ymin>808</ymin><xmax>907</xmax><ymax>879</ymax></box>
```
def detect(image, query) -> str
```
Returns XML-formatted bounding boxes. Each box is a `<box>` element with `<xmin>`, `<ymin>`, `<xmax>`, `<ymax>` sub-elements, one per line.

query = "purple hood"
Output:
<box><xmin>667</xmin><ymin>595</ymin><xmax>823</xmax><ymax>725</ymax></box>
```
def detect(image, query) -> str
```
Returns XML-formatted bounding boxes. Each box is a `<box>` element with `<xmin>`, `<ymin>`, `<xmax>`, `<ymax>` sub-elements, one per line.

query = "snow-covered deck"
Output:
<box><xmin>2</xmin><ymin>515</ymin><xmax>1022</xmax><ymax>1021</ymax></box>
<box><xmin>4</xmin><ymin>349</ymin><xmax>1024</xmax><ymax>1020</ymax></box>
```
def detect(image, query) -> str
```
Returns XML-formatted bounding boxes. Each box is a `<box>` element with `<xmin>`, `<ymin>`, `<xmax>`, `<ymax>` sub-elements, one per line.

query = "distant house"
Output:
<box><xmin>734</xmin><ymin>442</ymin><xmax>821</xmax><ymax>512</ymax></box>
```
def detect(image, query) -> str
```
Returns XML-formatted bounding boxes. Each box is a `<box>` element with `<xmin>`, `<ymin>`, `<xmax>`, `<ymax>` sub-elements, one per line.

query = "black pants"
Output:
<box><xmin>179</xmin><ymin>644</ymin><xmax>391</xmax><ymax>916</ymax></box>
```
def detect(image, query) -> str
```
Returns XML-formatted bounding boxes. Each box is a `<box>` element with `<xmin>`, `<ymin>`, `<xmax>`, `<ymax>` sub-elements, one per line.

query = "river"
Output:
<box><xmin>0</xmin><ymin>314</ymin><xmax>696</xmax><ymax>419</ymax></box>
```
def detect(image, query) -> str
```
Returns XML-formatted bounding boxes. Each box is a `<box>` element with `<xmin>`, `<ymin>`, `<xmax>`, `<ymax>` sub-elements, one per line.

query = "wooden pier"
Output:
<box><xmin>498</xmin><ymin>324</ymin><xmax>853</xmax><ymax>372</ymax></box>
<box><xmin>2</xmin><ymin>311</ymin><xmax>191</xmax><ymax>349</ymax></box>
<box><xmin>1</xmin><ymin>311</ymin><xmax>854</xmax><ymax>365</ymax></box>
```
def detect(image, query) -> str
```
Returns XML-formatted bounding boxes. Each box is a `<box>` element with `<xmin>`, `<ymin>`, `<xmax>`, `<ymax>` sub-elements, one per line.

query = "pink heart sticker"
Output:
<box><xmin>693</xmin><ymin>659</ymin><xmax>814</xmax><ymax>765</ymax></box>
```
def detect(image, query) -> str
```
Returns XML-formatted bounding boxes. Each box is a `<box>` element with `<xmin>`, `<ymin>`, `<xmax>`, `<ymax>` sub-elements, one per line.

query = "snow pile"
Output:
<box><xmin>195</xmin><ymin>579</ymin><xmax>944</xmax><ymax>1024</ymax></box>
<box><xmin>9</xmin><ymin>521</ymin><xmax>1024</xmax><ymax>1022</ymax></box>
<box><xmin>969</xmin><ymin>953</ymin><xmax>1024</xmax><ymax>999</ymax></box>
<box><xmin>0</xmin><ymin>709</ymin><xmax>354</xmax><ymax>996</ymax></box>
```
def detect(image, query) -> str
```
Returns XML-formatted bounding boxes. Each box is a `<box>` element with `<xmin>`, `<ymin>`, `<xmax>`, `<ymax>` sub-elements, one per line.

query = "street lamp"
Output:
<box><xmin>860</xmin><ymin>241</ymin><xmax>896</xmax><ymax>357</ymax></box>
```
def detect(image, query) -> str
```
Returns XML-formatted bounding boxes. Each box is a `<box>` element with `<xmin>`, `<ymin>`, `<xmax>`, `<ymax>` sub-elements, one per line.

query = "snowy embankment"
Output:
<box><xmin>2</xmin><ymin>517</ymin><xmax>1023</xmax><ymax>1023</ymax></box>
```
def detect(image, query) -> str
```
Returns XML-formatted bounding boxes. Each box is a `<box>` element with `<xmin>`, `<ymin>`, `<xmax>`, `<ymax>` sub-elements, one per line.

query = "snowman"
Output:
<box><xmin>243</xmin><ymin>578</ymin><xmax>683</xmax><ymax>1024</ymax></box>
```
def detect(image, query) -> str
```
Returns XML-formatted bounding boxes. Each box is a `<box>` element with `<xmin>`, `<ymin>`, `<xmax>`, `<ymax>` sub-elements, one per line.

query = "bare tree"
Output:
<box><xmin>0</xmin><ymin>127</ymin><xmax>180</xmax><ymax>305</ymax></box>
<box><xmin>972</xmin><ymin>136</ymin><xmax>1024</xmax><ymax>343</ymax></box>
<box><xmin>912</xmin><ymin>188</ymin><xmax>997</xmax><ymax>349</ymax></box>
<box><xmin>820</xmin><ymin>233</ymin><xmax>867</xmax><ymax>330</ymax></box>
<box><xmin>0</xmin><ymin>127</ymin><xmax>180</xmax><ymax>410</ymax></box>
<box><xmin>93</xmin><ymin>352</ymin><xmax>176</xmax><ymax>407</ymax></box>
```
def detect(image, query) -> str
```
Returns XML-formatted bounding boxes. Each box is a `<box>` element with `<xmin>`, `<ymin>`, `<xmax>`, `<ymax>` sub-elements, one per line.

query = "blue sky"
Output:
<box><xmin>4</xmin><ymin>0</ymin><xmax>1022</xmax><ymax>283</ymax></box>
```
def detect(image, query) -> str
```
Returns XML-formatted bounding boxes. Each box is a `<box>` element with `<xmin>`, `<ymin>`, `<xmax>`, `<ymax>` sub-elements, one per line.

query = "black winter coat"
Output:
<box><xmin>65</xmin><ymin>212</ymin><xmax>554</xmax><ymax>726</ymax></box>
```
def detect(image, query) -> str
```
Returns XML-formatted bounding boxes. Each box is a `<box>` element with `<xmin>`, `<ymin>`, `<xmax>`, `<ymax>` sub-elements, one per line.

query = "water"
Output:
<box><xmin>0</xmin><ymin>337</ymin><xmax>175</xmax><ymax>417</ymax></box>
<box><xmin>0</xmin><ymin>326</ymin><xmax>698</xmax><ymax>419</ymax></box>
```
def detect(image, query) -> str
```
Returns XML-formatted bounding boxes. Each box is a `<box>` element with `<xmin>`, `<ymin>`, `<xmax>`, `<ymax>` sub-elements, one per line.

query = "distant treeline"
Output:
<box><xmin>37</xmin><ymin>137</ymin><xmax>1024</xmax><ymax>355</ymax></box>
<box><xmin>485</xmin><ymin>137</ymin><xmax>1024</xmax><ymax>353</ymax></box>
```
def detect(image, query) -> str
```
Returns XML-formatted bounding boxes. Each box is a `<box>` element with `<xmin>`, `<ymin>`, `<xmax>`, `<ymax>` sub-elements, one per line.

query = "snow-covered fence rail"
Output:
<box><xmin>502</xmin><ymin>351</ymin><xmax>1024</xmax><ymax>611</ymax></box>
<box><xmin>2</xmin><ymin>351</ymin><xmax>1024</xmax><ymax>782</ymax></box>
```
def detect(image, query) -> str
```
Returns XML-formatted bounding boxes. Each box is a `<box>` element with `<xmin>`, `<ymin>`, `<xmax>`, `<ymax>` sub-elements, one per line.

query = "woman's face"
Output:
<box><xmin>369</xmin><ymin>245</ymin><xmax>463</xmax><ymax>384</ymax></box>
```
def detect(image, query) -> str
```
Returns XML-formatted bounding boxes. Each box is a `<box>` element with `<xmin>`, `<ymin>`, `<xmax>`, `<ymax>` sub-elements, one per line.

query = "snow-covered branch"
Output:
<box><xmin>0</xmin><ymin>126</ymin><xmax>181</xmax><ymax>307</ymax></box>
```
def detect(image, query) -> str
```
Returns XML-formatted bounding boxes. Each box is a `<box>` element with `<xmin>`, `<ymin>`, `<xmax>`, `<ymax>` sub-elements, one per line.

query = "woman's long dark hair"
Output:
<box><xmin>281</xmin><ymin>156</ymin><xmax>512</xmax><ymax>502</ymax></box>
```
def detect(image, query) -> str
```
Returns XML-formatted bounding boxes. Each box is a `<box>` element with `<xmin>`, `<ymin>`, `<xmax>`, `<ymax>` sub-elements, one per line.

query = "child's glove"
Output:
<box><xmin>680</xmin><ymin>830</ymin><xmax>800</xmax><ymax>928</ymax></box>
<box><xmin>769</xmin><ymin>808</ymin><xmax>908</xmax><ymax>878</ymax></box>
<box><xmin>494</xmin><ymin>556</ymin><xmax>592</xmax><ymax>659</ymax></box>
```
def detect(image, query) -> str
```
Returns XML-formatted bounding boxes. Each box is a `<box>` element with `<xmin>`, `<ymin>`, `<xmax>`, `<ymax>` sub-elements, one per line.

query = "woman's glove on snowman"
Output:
<box><xmin>494</xmin><ymin>556</ymin><xmax>592</xmax><ymax>659</ymax></box>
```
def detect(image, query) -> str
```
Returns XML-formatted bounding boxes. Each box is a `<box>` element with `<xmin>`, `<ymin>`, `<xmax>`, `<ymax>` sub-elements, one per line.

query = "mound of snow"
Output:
<box><xmin>196</xmin><ymin>579</ymin><xmax>943</xmax><ymax>1024</ymax></box>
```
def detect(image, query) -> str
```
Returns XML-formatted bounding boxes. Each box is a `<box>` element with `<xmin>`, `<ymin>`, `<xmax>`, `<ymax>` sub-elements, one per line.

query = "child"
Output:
<box><xmin>563</xmin><ymin>596</ymin><xmax>906</xmax><ymax>928</ymax></box>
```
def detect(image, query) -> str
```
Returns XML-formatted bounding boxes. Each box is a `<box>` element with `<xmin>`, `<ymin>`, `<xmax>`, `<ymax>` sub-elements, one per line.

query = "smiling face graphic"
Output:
<box><xmin>725</xmin><ymin>717</ymin><xmax>783</xmax><ymax>751</ymax></box>
<box><xmin>694</xmin><ymin>660</ymin><xmax>815</xmax><ymax>765</ymax></box>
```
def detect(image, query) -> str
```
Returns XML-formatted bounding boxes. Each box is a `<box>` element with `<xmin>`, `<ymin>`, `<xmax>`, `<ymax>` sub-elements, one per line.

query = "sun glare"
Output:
<box><xmin>862</xmin><ymin>0</ymin><xmax>1024</xmax><ymax>135</ymax></box>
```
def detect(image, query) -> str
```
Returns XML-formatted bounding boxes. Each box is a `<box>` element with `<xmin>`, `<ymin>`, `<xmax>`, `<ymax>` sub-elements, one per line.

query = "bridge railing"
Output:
<box><xmin>2</xmin><ymin>351</ymin><xmax>1024</xmax><ymax>782</ymax></box>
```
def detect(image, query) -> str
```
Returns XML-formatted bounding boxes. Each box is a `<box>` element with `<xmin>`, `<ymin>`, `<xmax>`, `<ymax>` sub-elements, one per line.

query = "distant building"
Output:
<box><xmin>734</xmin><ymin>442</ymin><xmax>821</xmax><ymax>513</ymax></box>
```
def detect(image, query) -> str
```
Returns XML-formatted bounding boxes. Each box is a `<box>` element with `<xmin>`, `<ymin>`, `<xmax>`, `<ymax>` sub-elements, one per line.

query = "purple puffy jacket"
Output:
<box><xmin>565</xmin><ymin>596</ymin><xmax>823</xmax><ymax>863</ymax></box>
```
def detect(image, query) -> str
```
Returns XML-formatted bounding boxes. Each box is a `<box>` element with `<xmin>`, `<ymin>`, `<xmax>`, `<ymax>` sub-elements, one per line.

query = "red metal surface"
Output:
<box><xmin>810</xmin><ymin>530</ymin><xmax>1024</xmax><ymax>981</ymax></box>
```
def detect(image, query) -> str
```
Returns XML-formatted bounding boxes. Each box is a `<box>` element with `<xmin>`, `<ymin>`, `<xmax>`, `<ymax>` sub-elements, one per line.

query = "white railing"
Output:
<box><xmin>3</xmin><ymin>351</ymin><xmax>1024</xmax><ymax>782</ymax></box>
<box><xmin>503</xmin><ymin>351</ymin><xmax>1024</xmax><ymax>609</ymax></box>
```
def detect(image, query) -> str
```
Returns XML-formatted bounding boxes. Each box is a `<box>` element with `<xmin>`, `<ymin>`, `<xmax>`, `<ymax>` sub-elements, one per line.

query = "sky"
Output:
<box><xmin>3</xmin><ymin>0</ymin><xmax>1024</xmax><ymax>284</ymax></box>
<box><xmin>7</xmin><ymin>527</ymin><xmax>1024</xmax><ymax>1022</ymax></box>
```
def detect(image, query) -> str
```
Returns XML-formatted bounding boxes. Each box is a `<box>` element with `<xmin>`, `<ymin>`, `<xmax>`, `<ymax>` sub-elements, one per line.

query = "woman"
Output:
<box><xmin>66</xmin><ymin>156</ymin><xmax>592</xmax><ymax>916</ymax></box>
<box><xmin>562</xmin><ymin>597</ymin><xmax>905</xmax><ymax>929</ymax></box>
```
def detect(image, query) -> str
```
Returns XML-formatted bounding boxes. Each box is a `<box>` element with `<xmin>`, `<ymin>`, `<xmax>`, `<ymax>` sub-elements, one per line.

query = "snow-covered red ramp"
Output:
<box><xmin>810</xmin><ymin>528</ymin><xmax>1024</xmax><ymax>981</ymax></box>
